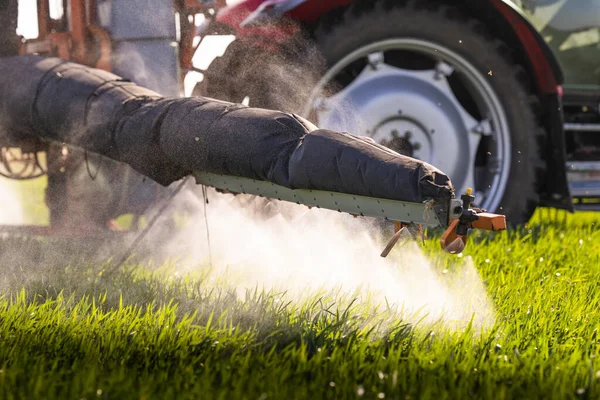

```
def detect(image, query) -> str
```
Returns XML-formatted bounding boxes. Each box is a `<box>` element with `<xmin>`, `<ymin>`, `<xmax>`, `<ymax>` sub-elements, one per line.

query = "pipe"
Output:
<box><xmin>0</xmin><ymin>55</ymin><xmax>454</xmax><ymax>204</ymax></box>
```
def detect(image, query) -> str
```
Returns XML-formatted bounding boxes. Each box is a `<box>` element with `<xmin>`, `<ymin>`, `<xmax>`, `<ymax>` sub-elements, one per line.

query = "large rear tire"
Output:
<box><xmin>198</xmin><ymin>1</ymin><xmax>547</xmax><ymax>225</ymax></box>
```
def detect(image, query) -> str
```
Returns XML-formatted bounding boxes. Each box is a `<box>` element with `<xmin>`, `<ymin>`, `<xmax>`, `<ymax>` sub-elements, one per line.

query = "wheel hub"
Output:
<box><xmin>375</xmin><ymin>120</ymin><xmax>427</xmax><ymax>160</ymax></box>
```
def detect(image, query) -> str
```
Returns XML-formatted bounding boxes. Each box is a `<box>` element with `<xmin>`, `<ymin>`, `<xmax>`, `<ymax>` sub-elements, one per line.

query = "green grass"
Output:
<box><xmin>0</xmin><ymin>209</ymin><xmax>599</xmax><ymax>399</ymax></box>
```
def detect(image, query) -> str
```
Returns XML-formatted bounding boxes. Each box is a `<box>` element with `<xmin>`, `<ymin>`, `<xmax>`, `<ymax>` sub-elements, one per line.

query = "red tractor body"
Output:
<box><xmin>216</xmin><ymin>0</ymin><xmax>563</xmax><ymax>94</ymax></box>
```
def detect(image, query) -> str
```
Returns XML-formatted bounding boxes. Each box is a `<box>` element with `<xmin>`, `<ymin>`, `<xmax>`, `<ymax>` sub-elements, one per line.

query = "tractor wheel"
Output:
<box><xmin>302</xmin><ymin>1</ymin><xmax>548</xmax><ymax>224</ymax></box>
<box><xmin>200</xmin><ymin>1</ymin><xmax>547</xmax><ymax>226</ymax></box>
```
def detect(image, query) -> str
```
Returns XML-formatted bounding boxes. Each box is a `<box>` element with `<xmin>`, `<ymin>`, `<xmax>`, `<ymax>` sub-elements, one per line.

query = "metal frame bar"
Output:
<box><xmin>70</xmin><ymin>0</ymin><xmax>87</xmax><ymax>63</ymax></box>
<box><xmin>36</xmin><ymin>0</ymin><xmax>50</xmax><ymax>38</ymax></box>
<box><xmin>567</xmin><ymin>161</ymin><xmax>600</xmax><ymax>172</ymax></box>
<box><xmin>564</xmin><ymin>123</ymin><xmax>600</xmax><ymax>132</ymax></box>
<box><xmin>193</xmin><ymin>171</ymin><xmax>461</xmax><ymax>227</ymax></box>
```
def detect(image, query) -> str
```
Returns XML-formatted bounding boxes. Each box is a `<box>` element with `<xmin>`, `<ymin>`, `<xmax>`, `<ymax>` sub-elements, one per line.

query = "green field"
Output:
<box><xmin>0</xmin><ymin>209</ymin><xmax>599</xmax><ymax>399</ymax></box>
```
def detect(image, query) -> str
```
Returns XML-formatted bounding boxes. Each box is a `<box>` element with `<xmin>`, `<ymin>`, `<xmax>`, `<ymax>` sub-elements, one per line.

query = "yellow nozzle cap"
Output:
<box><xmin>466</xmin><ymin>187</ymin><xmax>473</xmax><ymax>196</ymax></box>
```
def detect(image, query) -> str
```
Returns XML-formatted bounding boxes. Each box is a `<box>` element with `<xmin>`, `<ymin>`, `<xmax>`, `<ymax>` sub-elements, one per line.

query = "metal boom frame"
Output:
<box><xmin>193</xmin><ymin>171</ymin><xmax>464</xmax><ymax>228</ymax></box>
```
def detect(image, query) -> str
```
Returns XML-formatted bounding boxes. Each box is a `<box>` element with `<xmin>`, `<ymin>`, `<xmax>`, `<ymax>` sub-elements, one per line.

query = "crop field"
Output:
<box><xmin>0</xmin><ymin>207</ymin><xmax>599</xmax><ymax>399</ymax></box>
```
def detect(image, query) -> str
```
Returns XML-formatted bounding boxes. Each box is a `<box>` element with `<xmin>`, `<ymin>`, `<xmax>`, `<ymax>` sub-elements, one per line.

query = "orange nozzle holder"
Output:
<box><xmin>440</xmin><ymin>188</ymin><xmax>508</xmax><ymax>253</ymax></box>
<box><xmin>440</xmin><ymin>211</ymin><xmax>506</xmax><ymax>253</ymax></box>
<box><xmin>471</xmin><ymin>212</ymin><xmax>507</xmax><ymax>231</ymax></box>
<box><xmin>440</xmin><ymin>219</ymin><xmax>467</xmax><ymax>254</ymax></box>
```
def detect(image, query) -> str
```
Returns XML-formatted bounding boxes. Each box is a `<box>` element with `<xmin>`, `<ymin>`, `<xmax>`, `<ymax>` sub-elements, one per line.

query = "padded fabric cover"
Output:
<box><xmin>0</xmin><ymin>55</ymin><xmax>454</xmax><ymax>202</ymax></box>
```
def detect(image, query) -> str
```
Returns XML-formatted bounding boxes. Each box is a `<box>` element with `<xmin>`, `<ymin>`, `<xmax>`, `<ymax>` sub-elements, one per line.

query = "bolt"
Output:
<box><xmin>434</xmin><ymin>61</ymin><xmax>454</xmax><ymax>80</ymax></box>
<box><xmin>472</xmin><ymin>119</ymin><xmax>492</xmax><ymax>136</ymax></box>
<box><xmin>405</xmin><ymin>131</ymin><xmax>412</xmax><ymax>139</ymax></box>
<box><xmin>368</xmin><ymin>52</ymin><xmax>384</xmax><ymax>69</ymax></box>
<box><xmin>413</xmin><ymin>143</ymin><xmax>421</xmax><ymax>150</ymax></box>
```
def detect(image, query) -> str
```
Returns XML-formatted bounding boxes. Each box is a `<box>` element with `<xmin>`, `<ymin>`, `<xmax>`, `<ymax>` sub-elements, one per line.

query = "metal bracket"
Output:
<box><xmin>193</xmin><ymin>171</ymin><xmax>452</xmax><ymax>227</ymax></box>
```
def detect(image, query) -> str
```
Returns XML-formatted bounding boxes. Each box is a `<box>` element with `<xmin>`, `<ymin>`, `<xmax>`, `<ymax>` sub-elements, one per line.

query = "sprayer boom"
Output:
<box><xmin>0</xmin><ymin>55</ymin><xmax>506</xmax><ymax>254</ymax></box>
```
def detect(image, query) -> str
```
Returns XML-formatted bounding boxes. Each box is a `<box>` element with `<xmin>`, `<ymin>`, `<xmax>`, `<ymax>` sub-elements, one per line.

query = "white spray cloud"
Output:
<box><xmin>157</xmin><ymin>187</ymin><xmax>496</xmax><ymax>331</ymax></box>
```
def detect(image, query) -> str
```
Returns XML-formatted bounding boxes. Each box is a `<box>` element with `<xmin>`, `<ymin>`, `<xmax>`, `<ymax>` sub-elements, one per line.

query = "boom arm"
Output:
<box><xmin>0</xmin><ymin>55</ymin><xmax>505</xmax><ymax>254</ymax></box>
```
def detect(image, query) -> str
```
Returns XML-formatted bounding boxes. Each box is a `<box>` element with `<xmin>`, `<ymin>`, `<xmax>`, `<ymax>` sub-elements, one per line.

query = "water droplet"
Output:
<box><xmin>357</xmin><ymin>386</ymin><xmax>365</xmax><ymax>397</ymax></box>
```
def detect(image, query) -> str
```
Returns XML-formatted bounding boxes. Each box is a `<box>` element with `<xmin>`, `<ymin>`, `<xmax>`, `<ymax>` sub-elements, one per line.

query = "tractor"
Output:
<box><xmin>194</xmin><ymin>0</ymin><xmax>600</xmax><ymax>225</ymax></box>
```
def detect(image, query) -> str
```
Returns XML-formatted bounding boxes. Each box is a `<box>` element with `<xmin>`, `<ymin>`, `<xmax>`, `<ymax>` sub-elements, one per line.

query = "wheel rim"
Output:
<box><xmin>303</xmin><ymin>38</ymin><xmax>511</xmax><ymax>212</ymax></box>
